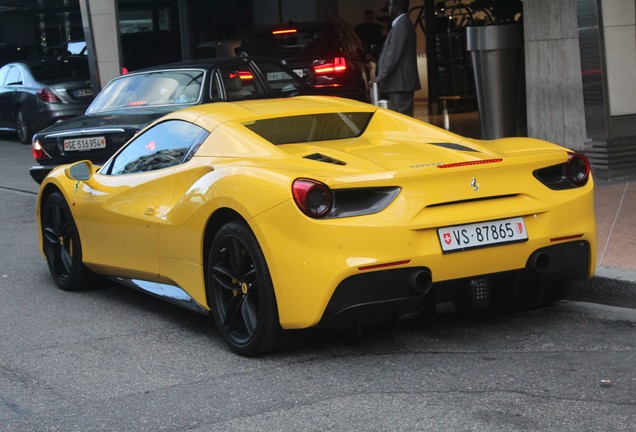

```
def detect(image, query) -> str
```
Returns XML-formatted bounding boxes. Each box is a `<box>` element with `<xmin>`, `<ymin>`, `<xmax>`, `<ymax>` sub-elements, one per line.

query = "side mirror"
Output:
<box><xmin>65</xmin><ymin>160</ymin><xmax>95</xmax><ymax>182</ymax></box>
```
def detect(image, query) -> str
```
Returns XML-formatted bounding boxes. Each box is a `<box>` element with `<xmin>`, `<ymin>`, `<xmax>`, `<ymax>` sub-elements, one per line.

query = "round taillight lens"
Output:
<box><xmin>292</xmin><ymin>179</ymin><xmax>333</xmax><ymax>218</ymax></box>
<box><xmin>565</xmin><ymin>153</ymin><xmax>590</xmax><ymax>185</ymax></box>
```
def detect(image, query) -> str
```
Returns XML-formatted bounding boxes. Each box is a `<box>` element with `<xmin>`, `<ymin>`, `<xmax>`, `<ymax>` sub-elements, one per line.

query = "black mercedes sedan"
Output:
<box><xmin>30</xmin><ymin>56</ymin><xmax>359</xmax><ymax>183</ymax></box>
<box><xmin>0</xmin><ymin>56</ymin><xmax>93</xmax><ymax>144</ymax></box>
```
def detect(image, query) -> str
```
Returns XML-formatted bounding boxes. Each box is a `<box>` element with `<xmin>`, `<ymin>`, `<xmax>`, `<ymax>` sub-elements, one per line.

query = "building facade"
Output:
<box><xmin>0</xmin><ymin>0</ymin><xmax>634</xmax><ymax>180</ymax></box>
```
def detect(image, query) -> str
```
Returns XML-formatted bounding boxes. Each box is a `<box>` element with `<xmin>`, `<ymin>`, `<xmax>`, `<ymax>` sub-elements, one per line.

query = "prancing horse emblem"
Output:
<box><xmin>470</xmin><ymin>177</ymin><xmax>479</xmax><ymax>192</ymax></box>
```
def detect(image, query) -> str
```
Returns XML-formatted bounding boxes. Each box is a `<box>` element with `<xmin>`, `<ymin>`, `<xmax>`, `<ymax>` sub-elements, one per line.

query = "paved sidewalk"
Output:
<box><xmin>595</xmin><ymin>180</ymin><xmax>636</xmax><ymax>273</ymax></box>
<box><xmin>576</xmin><ymin>180</ymin><xmax>636</xmax><ymax>308</ymax></box>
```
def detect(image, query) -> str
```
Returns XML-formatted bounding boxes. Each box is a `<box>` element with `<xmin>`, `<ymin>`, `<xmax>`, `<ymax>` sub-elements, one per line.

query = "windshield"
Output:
<box><xmin>243</xmin><ymin>112</ymin><xmax>372</xmax><ymax>144</ymax></box>
<box><xmin>86</xmin><ymin>69</ymin><xmax>205</xmax><ymax>114</ymax></box>
<box><xmin>30</xmin><ymin>58</ymin><xmax>89</xmax><ymax>83</ymax></box>
<box><xmin>241</xmin><ymin>24</ymin><xmax>338</xmax><ymax>57</ymax></box>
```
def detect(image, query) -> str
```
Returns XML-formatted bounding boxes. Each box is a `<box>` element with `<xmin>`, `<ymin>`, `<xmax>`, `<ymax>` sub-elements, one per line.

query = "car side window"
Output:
<box><xmin>103</xmin><ymin>120</ymin><xmax>209</xmax><ymax>176</ymax></box>
<box><xmin>210</xmin><ymin>71</ymin><xmax>224</xmax><ymax>101</ymax></box>
<box><xmin>214</xmin><ymin>63</ymin><xmax>265</xmax><ymax>101</ymax></box>
<box><xmin>5</xmin><ymin>66</ymin><xmax>22</xmax><ymax>86</ymax></box>
<box><xmin>255</xmin><ymin>62</ymin><xmax>303</xmax><ymax>97</ymax></box>
<box><xmin>0</xmin><ymin>66</ymin><xmax>9</xmax><ymax>86</ymax></box>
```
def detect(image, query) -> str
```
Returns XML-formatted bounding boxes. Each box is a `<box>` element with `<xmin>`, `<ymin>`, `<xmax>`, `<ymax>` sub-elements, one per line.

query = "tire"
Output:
<box><xmin>16</xmin><ymin>107</ymin><xmax>33</xmax><ymax>145</ymax></box>
<box><xmin>206</xmin><ymin>221</ymin><xmax>300</xmax><ymax>356</ymax></box>
<box><xmin>41</xmin><ymin>192</ymin><xmax>92</xmax><ymax>291</ymax></box>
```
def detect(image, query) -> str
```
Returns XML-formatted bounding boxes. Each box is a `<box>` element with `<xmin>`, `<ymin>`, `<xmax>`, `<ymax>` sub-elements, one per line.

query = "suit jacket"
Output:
<box><xmin>376</xmin><ymin>14</ymin><xmax>421</xmax><ymax>93</ymax></box>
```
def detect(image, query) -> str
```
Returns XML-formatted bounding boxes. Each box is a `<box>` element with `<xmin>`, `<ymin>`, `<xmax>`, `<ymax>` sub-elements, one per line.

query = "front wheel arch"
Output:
<box><xmin>40</xmin><ymin>189</ymin><xmax>93</xmax><ymax>290</ymax></box>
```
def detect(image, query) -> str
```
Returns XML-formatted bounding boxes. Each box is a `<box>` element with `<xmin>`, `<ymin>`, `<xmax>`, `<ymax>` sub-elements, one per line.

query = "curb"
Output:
<box><xmin>568</xmin><ymin>267</ymin><xmax>636</xmax><ymax>309</ymax></box>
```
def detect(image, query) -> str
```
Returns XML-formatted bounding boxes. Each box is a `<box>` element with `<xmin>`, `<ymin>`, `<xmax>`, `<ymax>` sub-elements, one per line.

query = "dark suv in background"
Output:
<box><xmin>238</xmin><ymin>19</ymin><xmax>375</xmax><ymax>101</ymax></box>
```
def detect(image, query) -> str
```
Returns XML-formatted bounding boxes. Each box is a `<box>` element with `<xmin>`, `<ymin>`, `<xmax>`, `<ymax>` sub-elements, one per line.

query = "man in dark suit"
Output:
<box><xmin>374</xmin><ymin>0</ymin><xmax>421</xmax><ymax>116</ymax></box>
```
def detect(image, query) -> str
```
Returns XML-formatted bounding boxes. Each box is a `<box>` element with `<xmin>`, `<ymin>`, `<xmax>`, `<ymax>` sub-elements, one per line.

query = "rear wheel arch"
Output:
<box><xmin>202</xmin><ymin>209</ymin><xmax>301</xmax><ymax>355</ymax></box>
<box><xmin>15</xmin><ymin>104</ymin><xmax>33</xmax><ymax>144</ymax></box>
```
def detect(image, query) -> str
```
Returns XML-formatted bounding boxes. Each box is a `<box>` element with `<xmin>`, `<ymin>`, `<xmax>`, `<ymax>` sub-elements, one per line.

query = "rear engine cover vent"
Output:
<box><xmin>429</xmin><ymin>142</ymin><xmax>479</xmax><ymax>152</ymax></box>
<box><xmin>304</xmin><ymin>153</ymin><xmax>346</xmax><ymax>166</ymax></box>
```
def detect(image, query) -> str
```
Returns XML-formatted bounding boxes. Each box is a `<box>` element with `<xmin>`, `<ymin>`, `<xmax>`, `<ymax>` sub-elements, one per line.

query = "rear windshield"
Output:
<box><xmin>86</xmin><ymin>69</ymin><xmax>204</xmax><ymax>113</ymax></box>
<box><xmin>241</xmin><ymin>25</ymin><xmax>337</xmax><ymax>56</ymax></box>
<box><xmin>30</xmin><ymin>58</ymin><xmax>89</xmax><ymax>82</ymax></box>
<box><xmin>242</xmin><ymin>112</ymin><xmax>372</xmax><ymax>144</ymax></box>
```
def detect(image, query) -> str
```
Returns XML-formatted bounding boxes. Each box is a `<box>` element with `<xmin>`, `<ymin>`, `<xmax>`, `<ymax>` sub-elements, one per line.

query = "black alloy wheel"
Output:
<box><xmin>42</xmin><ymin>192</ymin><xmax>91</xmax><ymax>291</ymax></box>
<box><xmin>16</xmin><ymin>107</ymin><xmax>32</xmax><ymax>144</ymax></box>
<box><xmin>207</xmin><ymin>221</ymin><xmax>296</xmax><ymax>356</ymax></box>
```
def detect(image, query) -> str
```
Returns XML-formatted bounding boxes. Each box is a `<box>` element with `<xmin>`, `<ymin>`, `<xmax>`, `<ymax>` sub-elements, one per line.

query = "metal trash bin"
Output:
<box><xmin>466</xmin><ymin>23</ymin><xmax>524</xmax><ymax>139</ymax></box>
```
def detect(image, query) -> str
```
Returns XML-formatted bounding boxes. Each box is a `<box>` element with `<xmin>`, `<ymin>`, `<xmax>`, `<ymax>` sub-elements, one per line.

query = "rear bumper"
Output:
<box><xmin>29</xmin><ymin>164</ymin><xmax>53</xmax><ymax>184</ymax></box>
<box><xmin>30</xmin><ymin>105</ymin><xmax>88</xmax><ymax>134</ymax></box>
<box><xmin>317</xmin><ymin>241</ymin><xmax>590</xmax><ymax>329</ymax></box>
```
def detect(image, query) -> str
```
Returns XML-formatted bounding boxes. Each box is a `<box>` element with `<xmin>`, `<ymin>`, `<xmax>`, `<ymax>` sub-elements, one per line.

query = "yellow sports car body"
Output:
<box><xmin>36</xmin><ymin>96</ymin><xmax>596</xmax><ymax>356</ymax></box>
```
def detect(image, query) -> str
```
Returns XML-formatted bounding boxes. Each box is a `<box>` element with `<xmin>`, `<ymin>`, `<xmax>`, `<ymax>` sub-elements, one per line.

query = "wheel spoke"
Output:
<box><xmin>243</xmin><ymin>268</ymin><xmax>257</xmax><ymax>284</ymax></box>
<box><xmin>223</xmin><ymin>294</ymin><xmax>243</xmax><ymax>328</ymax></box>
<box><xmin>228</xmin><ymin>237</ymin><xmax>246</xmax><ymax>275</ymax></box>
<box><xmin>60</xmin><ymin>247</ymin><xmax>73</xmax><ymax>274</ymax></box>
<box><xmin>52</xmin><ymin>205</ymin><xmax>64</xmax><ymax>232</ymax></box>
<box><xmin>241</xmin><ymin>292</ymin><xmax>258</xmax><ymax>335</ymax></box>
<box><xmin>210</xmin><ymin>264</ymin><xmax>240</xmax><ymax>291</ymax></box>
<box><xmin>43</xmin><ymin>226</ymin><xmax>60</xmax><ymax>244</ymax></box>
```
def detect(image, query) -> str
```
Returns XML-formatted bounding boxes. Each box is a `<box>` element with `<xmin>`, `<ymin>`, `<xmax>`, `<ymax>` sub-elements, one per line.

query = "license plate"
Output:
<box><xmin>63</xmin><ymin>136</ymin><xmax>106</xmax><ymax>151</ymax></box>
<box><xmin>438</xmin><ymin>217</ymin><xmax>528</xmax><ymax>253</ymax></box>
<box><xmin>73</xmin><ymin>88</ymin><xmax>92</xmax><ymax>97</ymax></box>
<box><xmin>267</xmin><ymin>71</ymin><xmax>289</xmax><ymax>81</ymax></box>
<box><xmin>293</xmin><ymin>68</ymin><xmax>304</xmax><ymax>77</ymax></box>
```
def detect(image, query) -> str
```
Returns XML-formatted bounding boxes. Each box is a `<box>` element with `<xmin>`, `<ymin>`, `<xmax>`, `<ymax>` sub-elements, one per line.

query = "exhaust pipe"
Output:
<box><xmin>528</xmin><ymin>251</ymin><xmax>551</xmax><ymax>274</ymax></box>
<box><xmin>409</xmin><ymin>269</ymin><xmax>433</xmax><ymax>295</ymax></box>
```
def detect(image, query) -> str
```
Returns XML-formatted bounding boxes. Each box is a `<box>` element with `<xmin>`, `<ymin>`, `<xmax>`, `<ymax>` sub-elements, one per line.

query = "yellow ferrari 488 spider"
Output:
<box><xmin>36</xmin><ymin>96</ymin><xmax>596</xmax><ymax>356</ymax></box>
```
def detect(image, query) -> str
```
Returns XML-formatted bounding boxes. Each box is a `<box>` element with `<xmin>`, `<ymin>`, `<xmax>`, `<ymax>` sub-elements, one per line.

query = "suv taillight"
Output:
<box><xmin>313</xmin><ymin>57</ymin><xmax>347</xmax><ymax>75</ymax></box>
<box><xmin>36</xmin><ymin>88</ymin><xmax>61</xmax><ymax>103</ymax></box>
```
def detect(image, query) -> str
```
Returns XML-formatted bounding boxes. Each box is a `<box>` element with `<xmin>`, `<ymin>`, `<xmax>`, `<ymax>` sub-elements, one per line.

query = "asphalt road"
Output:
<box><xmin>1</xmin><ymin>136</ymin><xmax>635</xmax><ymax>431</ymax></box>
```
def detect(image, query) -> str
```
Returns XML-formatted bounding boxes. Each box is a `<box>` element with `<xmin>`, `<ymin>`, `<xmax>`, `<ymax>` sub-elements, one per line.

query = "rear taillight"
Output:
<box><xmin>229</xmin><ymin>71</ymin><xmax>254</xmax><ymax>81</ymax></box>
<box><xmin>122</xmin><ymin>67</ymin><xmax>129</xmax><ymax>74</ymax></box>
<box><xmin>32</xmin><ymin>140</ymin><xmax>50</xmax><ymax>160</ymax></box>
<box><xmin>36</xmin><ymin>88</ymin><xmax>61</xmax><ymax>103</ymax></box>
<box><xmin>272</xmin><ymin>29</ymin><xmax>297</xmax><ymax>35</ymax></box>
<box><xmin>565</xmin><ymin>153</ymin><xmax>590</xmax><ymax>185</ymax></box>
<box><xmin>533</xmin><ymin>152</ymin><xmax>591</xmax><ymax>190</ymax></box>
<box><xmin>292</xmin><ymin>178</ymin><xmax>333</xmax><ymax>218</ymax></box>
<box><xmin>313</xmin><ymin>57</ymin><xmax>347</xmax><ymax>75</ymax></box>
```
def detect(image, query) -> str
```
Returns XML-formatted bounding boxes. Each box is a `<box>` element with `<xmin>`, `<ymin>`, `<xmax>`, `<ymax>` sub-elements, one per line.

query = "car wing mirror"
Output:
<box><xmin>65</xmin><ymin>160</ymin><xmax>96</xmax><ymax>182</ymax></box>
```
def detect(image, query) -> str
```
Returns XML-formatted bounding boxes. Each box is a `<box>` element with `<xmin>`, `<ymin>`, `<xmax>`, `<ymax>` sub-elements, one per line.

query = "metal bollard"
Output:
<box><xmin>370</xmin><ymin>83</ymin><xmax>389</xmax><ymax>109</ymax></box>
<box><xmin>370</xmin><ymin>82</ymin><xmax>379</xmax><ymax>105</ymax></box>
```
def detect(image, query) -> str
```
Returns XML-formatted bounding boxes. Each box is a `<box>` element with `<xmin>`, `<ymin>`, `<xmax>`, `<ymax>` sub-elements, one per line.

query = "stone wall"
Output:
<box><xmin>523</xmin><ymin>0</ymin><xmax>586</xmax><ymax>151</ymax></box>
